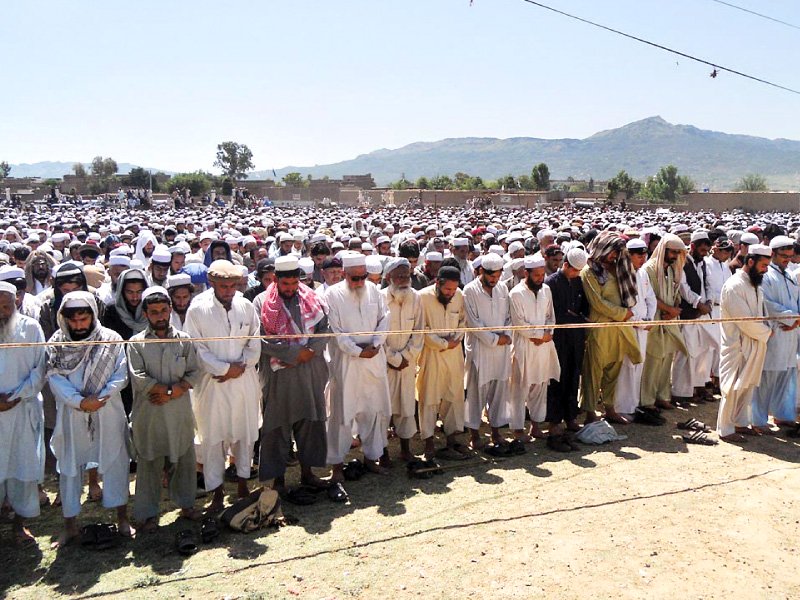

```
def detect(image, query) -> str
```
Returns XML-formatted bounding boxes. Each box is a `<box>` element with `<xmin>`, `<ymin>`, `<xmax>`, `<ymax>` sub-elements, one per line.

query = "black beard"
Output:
<box><xmin>747</xmin><ymin>269</ymin><xmax>764</xmax><ymax>288</ymax></box>
<box><xmin>69</xmin><ymin>327</ymin><xmax>91</xmax><ymax>341</ymax></box>
<box><xmin>174</xmin><ymin>307</ymin><xmax>188</xmax><ymax>316</ymax></box>
<box><xmin>436</xmin><ymin>291</ymin><xmax>452</xmax><ymax>306</ymax></box>
<box><xmin>526</xmin><ymin>278</ymin><xmax>542</xmax><ymax>293</ymax></box>
<box><xmin>279</xmin><ymin>290</ymin><xmax>296</xmax><ymax>300</ymax></box>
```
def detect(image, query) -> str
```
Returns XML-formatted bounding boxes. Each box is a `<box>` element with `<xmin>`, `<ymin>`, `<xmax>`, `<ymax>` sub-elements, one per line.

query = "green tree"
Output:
<box><xmin>606</xmin><ymin>170</ymin><xmax>642</xmax><ymax>200</ymax></box>
<box><xmin>642</xmin><ymin>165</ymin><xmax>694</xmax><ymax>202</ymax></box>
<box><xmin>531</xmin><ymin>163</ymin><xmax>550</xmax><ymax>191</ymax></box>
<box><xmin>470</xmin><ymin>176</ymin><xmax>485</xmax><ymax>190</ymax></box>
<box><xmin>429</xmin><ymin>175</ymin><xmax>454</xmax><ymax>190</ymax></box>
<box><xmin>72</xmin><ymin>162</ymin><xmax>87</xmax><ymax>177</ymax></box>
<box><xmin>517</xmin><ymin>175</ymin><xmax>534</xmax><ymax>190</ymax></box>
<box><xmin>167</xmin><ymin>171</ymin><xmax>213</xmax><ymax>197</ymax></box>
<box><xmin>126</xmin><ymin>167</ymin><xmax>151</xmax><ymax>188</ymax></box>
<box><xmin>43</xmin><ymin>178</ymin><xmax>60</xmax><ymax>188</ymax></box>
<box><xmin>0</xmin><ymin>161</ymin><xmax>11</xmax><ymax>180</ymax></box>
<box><xmin>282</xmin><ymin>172</ymin><xmax>305</xmax><ymax>187</ymax></box>
<box><xmin>214</xmin><ymin>141</ymin><xmax>254</xmax><ymax>182</ymax></box>
<box><xmin>415</xmin><ymin>176</ymin><xmax>429</xmax><ymax>189</ymax></box>
<box><xmin>497</xmin><ymin>174</ymin><xmax>517</xmax><ymax>190</ymax></box>
<box><xmin>454</xmin><ymin>172</ymin><xmax>472</xmax><ymax>190</ymax></box>
<box><xmin>735</xmin><ymin>173</ymin><xmax>768</xmax><ymax>192</ymax></box>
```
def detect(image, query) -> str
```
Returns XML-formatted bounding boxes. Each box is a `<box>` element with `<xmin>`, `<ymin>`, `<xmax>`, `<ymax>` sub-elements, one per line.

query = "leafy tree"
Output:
<box><xmin>167</xmin><ymin>171</ymin><xmax>213</xmax><ymax>197</ymax></box>
<box><xmin>90</xmin><ymin>156</ymin><xmax>117</xmax><ymax>177</ymax></box>
<box><xmin>72</xmin><ymin>163</ymin><xmax>87</xmax><ymax>177</ymax></box>
<box><xmin>517</xmin><ymin>175</ymin><xmax>534</xmax><ymax>190</ymax></box>
<box><xmin>497</xmin><ymin>174</ymin><xmax>517</xmax><ymax>190</ymax></box>
<box><xmin>735</xmin><ymin>173</ymin><xmax>768</xmax><ymax>192</ymax></box>
<box><xmin>429</xmin><ymin>175</ymin><xmax>454</xmax><ymax>190</ymax></box>
<box><xmin>214</xmin><ymin>141</ymin><xmax>254</xmax><ymax>182</ymax></box>
<box><xmin>642</xmin><ymin>165</ymin><xmax>694</xmax><ymax>202</ymax></box>
<box><xmin>43</xmin><ymin>178</ymin><xmax>60</xmax><ymax>188</ymax></box>
<box><xmin>454</xmin><ymin>172</ymin><xmax>472</xmax><ymax>190</ymax></box>
<box><xmin>282</xmin><ymin>172</ymin><xmax>305</xmax><ymax>187</ymax></box>
<box><xmin>415</xmin><ymin>176</ymin><xmax>430</xmax><ymax>190</ymax></box>
<box><xmin>470</xmin><ymin>176</ymin><xmax>485</xmax><ymax>190</ymax></box>
<box><xmin>606</xmin><ymin>170</ymin><xmax>642</xmax><ymax>200</ymax></box>
<box><xmin>390</xmin><ymin>177</ymin><xmax>411</xmax><ymax>190</ymax></box>
<box><xmin>0</xmin><ymin>161</ymin><xmax>10</xmax><ymax>180</ymax></box>
<box><xmin>126</xmin><ymin>167</ymin><xmax>151</xmax><ymax>188</ymax></box>
<box><xmin>531</xmin><ymin>162</ymin><xmax>550</xmax><ymax>191</ymax></box>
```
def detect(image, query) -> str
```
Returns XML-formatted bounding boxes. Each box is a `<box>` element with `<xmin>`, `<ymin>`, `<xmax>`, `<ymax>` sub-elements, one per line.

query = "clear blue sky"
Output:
<box><xmin>2</xmin><ymin>0</ymin><xmax>798</xmax><ymax>173</ymax></box>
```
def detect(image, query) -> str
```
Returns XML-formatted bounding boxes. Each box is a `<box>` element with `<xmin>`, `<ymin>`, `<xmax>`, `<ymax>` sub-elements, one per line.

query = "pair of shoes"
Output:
<box><xmin>342</xmin><ymin>459</ymin><xmax>367</xmax><ymax>481</ymax></box>
<box><xmin>681</xmin><ymin>430</ymin><xmax>719</xmax><ymax>446</ymax></box>
<box><xmin>80</xmin><ymin>523</ymin><xmax>119</xmax><ymax>551</ymax></box>
<box><xmin>327</xmin><ymin>482</ymin><xmax>349</xmax><ymax>503</ymax></box>
<box><xmin>547</xmin><ymin>435</ymin><xmax>573</xmax><ymax>452</ymax></box>
<box><xmin>484</xmin><ymin>442</ymin><xmax>512</xmax><ymax>457</ymax></box>
<box><xmin>634</xmin><ymin>407</ymin><xmax>666</xmax><ymax>426</ymax></box>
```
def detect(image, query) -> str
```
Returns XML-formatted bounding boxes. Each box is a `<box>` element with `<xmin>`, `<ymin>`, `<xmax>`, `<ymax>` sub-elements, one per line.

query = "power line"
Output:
<box><xmin>518</xmin><ymin>0</ymin><xmax>800</xmax><ymax>96</ymax></box>
<box><xmin>709</xmin><ymin>0</ymin><xmax>800</xmax><ymax>31</ymax></box>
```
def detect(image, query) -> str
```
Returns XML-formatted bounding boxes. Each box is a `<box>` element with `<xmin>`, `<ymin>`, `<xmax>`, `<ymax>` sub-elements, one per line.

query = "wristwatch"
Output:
<box><xmin>166</xmin><ymin>385</ymin><xmax>173</xmax><ymax>397</ymax></box>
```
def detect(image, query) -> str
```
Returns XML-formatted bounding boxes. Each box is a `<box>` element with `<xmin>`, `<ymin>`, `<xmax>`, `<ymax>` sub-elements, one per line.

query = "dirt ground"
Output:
<box><xmin>3</xmin><ymin>399</ymin><xmax>800</xmax><ymax>600</ymax></box>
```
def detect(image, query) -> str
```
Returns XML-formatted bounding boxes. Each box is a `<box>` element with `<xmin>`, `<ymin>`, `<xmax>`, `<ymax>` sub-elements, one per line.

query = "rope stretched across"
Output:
<box><xmin>1</xmin><ymin>314</ymin><xmax>796</xmax><ymax>349</ymax></box>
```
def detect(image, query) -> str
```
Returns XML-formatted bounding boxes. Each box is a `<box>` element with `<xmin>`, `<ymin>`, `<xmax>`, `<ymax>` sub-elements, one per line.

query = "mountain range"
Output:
<box><xmin>8</xmin><ymin>117</ymin><xmax>800</xmax><ymax>190</ymax></box>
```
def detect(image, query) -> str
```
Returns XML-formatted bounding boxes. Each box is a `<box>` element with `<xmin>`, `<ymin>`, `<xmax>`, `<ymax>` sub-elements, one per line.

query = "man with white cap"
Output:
<box><xmin>451</xmin><ymin>238</ymin><xmax>474</xmax><ymax>286</ymax></box>
<box><xmin>365</xmin><ymin>255</ymin><xmax>384</xmax><ymax>285</ymax></box>
<box><xmin>324</xmin><ymin>252</ymin><xmax>392</xmax><ymax>490</ymax></box>
<box><xmin>127</xmin><ymin>287</ymin><xmax>203</xmax><ymax>531</ymax></box>
<box><xmin>463</xmin><ymin>252</ymin><xmax>512</xmax><ymax>450</ymax></box>
<box><xmin>705</xmin><ymin>236</ymin><xmax>734</xmax><ymax>390</ymax></box>
<box><xmin>48</xmin><ymin>291</ymin><xmax>134</xmax><ymax>548</ymax></box>
<box><xmin>0</xmin><ymin>265</ymin><xmax>40</xmax><ymax>320</ymax></box>
<box><xmin>717</xmin><ymin>244</ymin><xmax>773</xmax><ymax>441</ymax></box>
<box><xmin>613</xmin><ymin>238</ymin><xmax>657</xmax><ymax>421</ymax></box>
<box><xmin>728</xmin><ymin>231</ymin><xmax>760</xmax><ymax>273</ymax></box>
<box><xmin>380</xmin><ymin>257</ymin><xmax>424</xmax><ymax>462</ymax></box>
<box><xmin>545</xmin><ymin>247</ymin><xmax>589</xmax><ymax>443</ymax></box>
<box><xmin>0</xmin><ymin>280</ymin><xmax>47</xmax><ymax>546</ymax></box>
<box><xmin>165</xmin><ymin>273</ymin><xmax>194</xmax><ymax>330</ymax></box>
<box><xmin>97</xmin><ymin>255</ymin><xmax>131</xmax><ymax>307</ymax></box>
<box><xmin>258</xmin><ymin>255</ymin><xmax>332</xmax><ymax>502</ymax></box>
<box><xmin>414</xmin><ymin>251</ymin><xmax>442</xmax><ymax>290</ymax></box>
<box><xmin>751</xmin><ymin>236</ymin><xmax>800</xmax><ymax>433</ymax></box>
<box><xmin>417</xmin><ymin>266</ymin><xmax>468</xmax><ymax>459</ymax></box>
<box><xmin>185</xmin><ymin>260</ymin><xmax>262</xmax><ymax>512</ymax></box>
<box><xmin>147</xmin><ymin>245</ymin><xmax>172</xmax><ymax>287</ymax></box>
<box><xmin>672</xmin><ymin>230</ymin><xmax>715</xmax><ymax>405</ymax></box>
<box><xmin>508</xmin><ymin>255</ymin><xmax>560</xmax><ymax>446</ymax></box>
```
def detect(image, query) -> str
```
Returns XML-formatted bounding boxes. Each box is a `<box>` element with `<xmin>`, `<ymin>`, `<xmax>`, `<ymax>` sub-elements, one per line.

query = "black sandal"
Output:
<box><xmin>326</xmin><ymin>482</ymin><xmax>349</xmax><ymax>503</ymax></box>
<box><xmin>407</xmin><ymin>458</ymin><xmax>435</xmax><ymax>479</ymax></box>
<box><xmin>176</xmin><ymin>529</ymin><xmax>199</xmax><ymax>555</ymax></box>
<box><xmin>508</xmin><ymin>438</ymin><xmax>527</xmax><ymax>455</ymax></box>
<box><xmin>342</xmin><ymin>459</ymin><xmax>365</xmax><ymax>481</ymax></box>
<box><xmin>682</xmin><ymin>431</ymin><xmax>719</xmax><ymax>446</ymax></box>
<box><xmin>677</xmin><ymin>418</ymin><xmax>712</xmax><ymax>433</ymax></box>
<box><xmin>200</xmin><ymin>517</ymin><xmax>219</xmax><ymax>543</ymax></box>
<box><xmin>283</xmin><ymin>486</ymin><xmax>318</xmax><ymax>506</ymax></box>
<box><xmin>547</xmin><ymin>435</ymin><xmax>572</xmax><ymax>453</ymax></box>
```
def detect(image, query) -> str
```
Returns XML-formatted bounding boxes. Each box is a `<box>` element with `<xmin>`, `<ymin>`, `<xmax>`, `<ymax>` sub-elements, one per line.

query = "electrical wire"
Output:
<box><xmin>518</xmin><ymin>0</ymin><xmax>800</xmax><ymax>96</ymax></box>
<box><xmin>709</xmin><ymin>0</ymin><xmax>800</xmax><ymax>31</ymax></box>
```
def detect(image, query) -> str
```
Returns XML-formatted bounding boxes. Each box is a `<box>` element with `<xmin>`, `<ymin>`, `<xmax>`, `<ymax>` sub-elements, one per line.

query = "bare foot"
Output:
<box><xmin>87</xmin><ymin>484</ymin><xmax>103</xmax><ymax>503</ymax></box>
<box><xmin>721</xmin><ymin>433</ymin><xmax>748</xmax><ymax>443</ymax></box>
<box><xmin>350</xmin><ymin>436</ymin><xmax>362</xmax><ymax>449</ymax></box>
<box><xmin>399</xmin><ymin>450</ymin><xmax>414</xmax><ymax>462</ymax></box>
<box><xmin>141</xmin><ymin>517</ymin><xmax>159</xmax><ymax>534</ymax></box>
<box><xmin>736</xmin><ymin>426</ymin><xmax>761</xmax><ymax>436</ymax></box>
<box><xmin>605</xmin><ymin>411</ymin><xmax>631</xmax><ymax>425</ymax></box>
<box><xmin>363</xmin><ymin>460</ymin><xmax>388</xmax><ymax>475</ymax></box>
<box><xmin>118</xmin><ymin>519</ymin><xmax>135</xmax><ymax>538</ymax></box>
<box><xmin>300</xmin><ymin>474</ymin><xmax>330</xmax><ymax>490</ymax></box>
<box><xmin>527</xmin><ymin>426</ymin><xmax>547</xmax><ymax>439</ymax></box>
<box><xmin>51</xmin><ymin>528</ymin><xmax>79</xmax><ymax>550</ymax></box>
<box><xmin>14</xmin><ymin>524</ymin><xmax>36</xmax><ymax>547</ymax></box>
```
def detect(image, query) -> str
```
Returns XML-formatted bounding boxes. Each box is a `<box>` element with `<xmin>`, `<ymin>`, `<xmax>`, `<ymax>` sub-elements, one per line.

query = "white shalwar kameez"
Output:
<box><xmin>0</xmin><ymin>315</ymin><xmax>47</xmax><ymax>518</ymax></box>
<box><xmin>463</xmin><ymin>278</ymin><xmax>512</xmax><ymax>430</ymax></box>
<box><xmin>705</xmin><ymin>254</ymin><xmax>731</xmax><ymax>377</ymax></box>
<box><xmin>325</xmin><ymin>281</ymin><xmax>392</xmax><ymax>464</ymax></box>
<box><xmin>616</xmin><ymin>268</ymin><xmax>657</xmax><ymax>413</ymax></box>
<box><xmin>381</xmin><ymin>286</ymin><xmax>424</xmax><ymax>439</ymax></box>
<box><xmin>508</xmin><ymin>282</ymin><xmax>560</xmax><ymax>428</ymax></box>
<box><xmin>185</xmin><ymin>289</ymin><xmax>262</xmax><ymax>491</ymax></box>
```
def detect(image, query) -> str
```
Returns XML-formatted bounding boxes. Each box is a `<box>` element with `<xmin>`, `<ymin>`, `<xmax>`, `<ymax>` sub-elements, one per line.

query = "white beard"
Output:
<box><xmin>391</xmin><ymin>285</ymin><xmax>412</xmax><ymax>306</ymax></box>
<box><xmin>0</xmin><ymin>311</ymin><xmax>19</xmax><ymax>344</ymax></box>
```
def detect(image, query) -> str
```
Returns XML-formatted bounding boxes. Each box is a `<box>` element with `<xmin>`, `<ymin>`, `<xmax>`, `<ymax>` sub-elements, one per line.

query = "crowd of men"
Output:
<box><xmin>1</xmin><ymin>201</ymin><xmax>799</xmax><ymax>550</ymax></box>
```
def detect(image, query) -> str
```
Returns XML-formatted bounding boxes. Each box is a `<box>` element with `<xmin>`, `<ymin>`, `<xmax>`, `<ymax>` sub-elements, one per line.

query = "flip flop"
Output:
<box><xmin>94</xmin><ymin>523</ymin><xmax>119</xmax><ymax>550</ymax></box>
<box><xmin>677</xmin><ymin>418</ymin><xmax>712</xmax><ymax>433</ymax></box>
<box><xmin>343</xmin><ymin>459</ymin><xmax>366</xmax><ymax>481</ymax></box>
<box><xmin>483</xmin><ymin>442</ymin><xmax>511</xmax><ymax>457</ymax></box>
<box><xmin>326</xmin><ymin>482</ymin><xmax>349</xmax><ymax>503</ymax></box>
<box><xmin>682</xmin><ymin>431</ymin><xmax>719</xmax><ymax>446</ymax></box>
<box><xmin>176</xmin><ymin>529</ymin><xmax>198</xmax><ymax>555</ymax></box>
<box><xmin>634</xmin><ymin>407</ymin><xmax>665</xmax><ymax>426</ymax></box>
<box><xmin>200</xmin><ymin>517</ymin><xmax>219</xmax><ymax>543</ymax></box>
<box><xmin>283</xmin><ymin>487</ymin><xmax>318</xmax><ymax>506</ymax></box>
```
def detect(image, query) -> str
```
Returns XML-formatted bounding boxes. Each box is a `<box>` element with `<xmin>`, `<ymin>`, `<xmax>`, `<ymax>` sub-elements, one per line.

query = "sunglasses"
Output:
<box><xmin>348</xmin><ymin>274</ymin><xmax>368</xmax><ymax>282</ymax></box>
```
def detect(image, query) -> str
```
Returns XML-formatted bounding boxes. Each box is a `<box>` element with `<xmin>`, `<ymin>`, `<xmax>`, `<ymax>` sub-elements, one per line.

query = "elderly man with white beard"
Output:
<box><xmin>47</xmin><ymin>291</ymin><xmax>133</xmax><ymax>548</ymax></box>
<box><xmin>508</xmin><ymin>256</ymin><xmax>560</xmax><ymax>447</ymax></box>
<box><xmin>325</xmin><ymin>253</ymin><xmax>392</xmax><ymax>495</ymax></box>
<box><xmin>0</xmin><ymin>282</ymin><xmax>47</xmax><ymax>547</ymax></box>
<box><xmin>463</xmin><ymin>252</ymin><xmax>512</xmax><ymax>451</ymax></box>
<box><xmin>380</xmin><ymin>258</ymin><xmax>424</xmax><ymax>463</ymax></box>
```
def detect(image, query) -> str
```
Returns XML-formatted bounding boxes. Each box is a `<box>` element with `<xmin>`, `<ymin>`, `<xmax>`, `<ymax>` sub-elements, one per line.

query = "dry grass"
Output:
<box><xmin>4</xmin><ymin>401</ymin><xmax>800</xmax><ymax>600</ymax></box>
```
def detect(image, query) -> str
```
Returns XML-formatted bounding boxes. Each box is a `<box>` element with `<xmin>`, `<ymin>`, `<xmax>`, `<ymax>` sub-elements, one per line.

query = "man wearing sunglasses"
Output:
<box><xmin>325</xmin><ymin>252</ymin><xmax>392</xmax><ymax>489</ymax></box>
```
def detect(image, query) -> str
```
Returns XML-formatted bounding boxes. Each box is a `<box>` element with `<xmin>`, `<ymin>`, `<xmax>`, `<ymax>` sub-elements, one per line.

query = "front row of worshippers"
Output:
<box><xmin>1</xmin><ymin>229</ymin><xmax>799</xmax><ymax>548</ymax></box>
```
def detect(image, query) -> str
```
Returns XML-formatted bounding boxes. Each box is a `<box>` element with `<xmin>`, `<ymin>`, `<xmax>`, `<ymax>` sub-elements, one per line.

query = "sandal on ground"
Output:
<box><xmin>787</xmin><ymin>425</ymin><xmax>800</xmax><ymax>438</ymax></box>
<box><xmin>483</xmin><ymin>442</ymin><xmax>511</xmax><ymax>457</ymax></box>
<box><xmin>508</xmin><ymin>438</ymin><xmax>527</xmax><ymax>455</ymax></box>
<box><xmin>200</xmin><ymin>517</ymin><xmax>219</xmax><ymax>543</ymax></box>
<box><xmin>326</xmin><ymin>482</ymin><xmax>349</xmax><ymax>503</ymax></box>
<box><xmin>562</xmin><ymin>433</ymin><xmax>580</xmax><ymax>450</ymax></box>
<box><xmin>407</xmin><ymin>458</ymin><xmax>435</xmax><ymax>479</ymax></box>
<box><xmin>547</xmin><ymin>435</ymin><xmax>573</xmax><ymax>453</ymax></box>
<box><xmin>176</xmin><ymin>529</ymin><xmax>199</xmax><ymax>555</ymax></box>
<box><xmin>435</xmin><ymin>447</ymin><xmax>470</xmax><ymax>461</ymax></box>
<box><xmin>677</xmin><ymin>418</ymin><xmax>712</xmax><ymax>433</ymax></box>
<box><xmin>283</xmin><ymin>486</ymin><xmax>318</xmax><ymax>506</ymax></box>
<box><xmin>682</xmin><ymin>431</ymin><xmax>719</xmax><ymax>446</ymax></box>
<box><xmin>342</xmin><ymin>459</ymin><xmax>366</xmax><ymax>481</ymax></box>
<box><xmin>81</xmin><ymin>523</ymin><xmax>118</xmax><ymax>550</ymax></box>
<box><xmin>634</xmin><ymin>407</ymin><xmax>665</xmax><ymax>426</ymax></box>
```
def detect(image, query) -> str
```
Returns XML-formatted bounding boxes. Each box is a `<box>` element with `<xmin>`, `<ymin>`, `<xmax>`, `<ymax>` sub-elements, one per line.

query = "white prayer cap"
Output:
<box><xmin>61</xmin><ymin>292</ymin><xmax>94</xmax><ymax>310</ymax></box>
<box><xmin>170</xmin><ymin>242</ymin><xmax>190</xmax><ymax>255</ymax></box>
<box><xmin>342</xmin><ymin>252</ymin><xmax>366</xmax><ymax>269</ymax></box>
<box><xmin>151</xmin><ymin>245</ymin><xmax>172</xmax><ymax>264</ymax></box>
<box><xmin>110</xmin><ymin>245</ymin><xmax>132</xmax><ymax>257</ymax></box>
<box><xmin>207</xmin><ymin>260</ymin><xmax>241</xmax><ymax>279</ymax></box>
<box><xmin>426</xmin><ymin>251</ymin><xmax>443</xmax><ymax>262</ymax></box>
<box><xmin>109</xmin><ymin>255</ymin><xmax>131</xmax><ymax>268</ymax></box>
<box><xmin>690</xmin><ymin>230</ymin><xmax>710</xmax><ymax>243</ymax></box>
<box><xmin>508</xmin><ymin>241</ymin><xmax>524</xmax><ymax>254</ymax></box>
<box><xmin>488</xmin><ymin>245</ymin><xmax>505</xmax><ymax>256</ymax></box>
<box><xmin>365</xmin><ymin>256</ymin><xmax>383</xmax><ymax>275</ymax></box>
<box><xmin>769</xmin><ymin>235</ymin><xmax>794</xmax><ymax>250</ymax></box>
<box><xmin>537</xmin><ymin>229</ymin><xmax>556</xmax><ymax>240</ymax></box>
<box><xmin>199</xmin><ymin>231</ymin><xmax>217</xmax><ymax>242</ymax></box>
<box><xmin>51</xmin><ymin>233</ymin><xmax>70</xmax><ymax>243</ymax></box>
<box><xmin>361</xmin><ymin>243</ymin><xmax>374</xmax><ymax>253</ymax></box>
<box><xmin>293</xmin><ymin>232</ymin><xmax>305</xmax><ymax>242</ymax></box>
<box><xmin>452</xmin><ymin>238</ymin><xmax>469</xmax><ymax>247</ymax></box>
<box><xmin>524</xmin><ymin>256</ymin><xmax>546</xmax><ymax>270</ymax></box>
<box><xmin>277</xmin><ymin>232</ymin><xmax>294</xmax><ymax>243</ymax></box>
<box><xmin>0</xmin><ymin>266</ymin><xmax>25</xmax><ymax>281</ymax></box>
<box><xmin>274</xmin><ymin>255</ymin><xmax>300</xmax><ymax>272</ymax></box>
<box><xmin>481</xmin><ymin>253</ymin><xmax>505</xmax><ymax>272</ymax></box>
<box><xmin>298</xmin><ymin>257</ymin><xmax>314</xmax><ymax>275</ymax></box>
<box><xmin>376</xmin><ymin>235</ymin><xmax>391</xmax><ymax>245</ymax></box>
<box><xmin>510</xmin><ymin>257</ymin><xmax>525</xmax><ymax>271</ymax></box>
<box><xmin>671</xmin><ymin>223</ymin><xmax>689</xmax><ymax>234</ymax></box>
<box><xmin>141</xmin><ymin>286</ymin><xmax>170</xmax><ymax>302</ymax></box>
<box><xmin>565</xmin><ymin>248</ymin><xmax>588</xmax><ymax>270</ymax></box>
<box><xmin>239</xmin><ymin>265</ymin><xmax>249</xmax><ymax>277</ymax></box>
<box><xmin>626</xmin><ymin>238</ymin><xmax>647</xmax><ymax>251</ymax></box>
<box><xmin>166</xmin><ymin>273</ymin><xmax>192</xmax><ymax>289</ymax></box>
<box><xmin>0</xmin><ymin>281</ymin><xmax>16</xmax><ymax>296</ymax></box>
<box><xmin>130</xmin><ymin>259</ymin><xmax>146</xmax><ymax>270</ymax></box>
<box><xmin>383</xmin><ymin>257</ymin><xmax>410</xmax><ymax>276</ymax></box>
<box><xmin>740</xmin><ymin>232</ymin><xmax>760</xmax><ymax>245</ymax></box>
<box><xmin>311</xmin><ymin>233</ymin><xmax>327</xmax><ymax>243</ymax></box>
<box><xmin>749</xmin><ymin>244</ymin><xmax>772</xmax><ymax>258</ymax></box>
